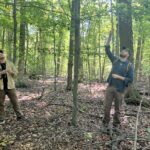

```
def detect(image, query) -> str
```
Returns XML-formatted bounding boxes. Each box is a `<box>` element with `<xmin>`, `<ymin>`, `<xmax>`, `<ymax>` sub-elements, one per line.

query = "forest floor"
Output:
<box><xmin>0</xmin><ymin>78</ymin><xmax>150</xmax><ymax>150</ymax></box>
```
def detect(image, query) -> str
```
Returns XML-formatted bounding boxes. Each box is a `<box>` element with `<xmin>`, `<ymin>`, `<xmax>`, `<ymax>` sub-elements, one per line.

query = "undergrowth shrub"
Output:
<box><xmin>15</xmin><ymin>79</ymin><xmax>30</xmax><ymax>88</ymax></box>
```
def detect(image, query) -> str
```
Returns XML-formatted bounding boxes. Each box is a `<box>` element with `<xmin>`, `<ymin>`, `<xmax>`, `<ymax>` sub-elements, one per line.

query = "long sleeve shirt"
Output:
<box><xmin>105</xmin><ymin>45</ymin><xmax>134</xmax><ymax>92</ymax></box>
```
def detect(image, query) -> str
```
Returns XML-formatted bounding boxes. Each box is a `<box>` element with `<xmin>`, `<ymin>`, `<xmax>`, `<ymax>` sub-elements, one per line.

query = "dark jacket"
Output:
<box><xmin>105</xmin><ymin>45</ymin><xmax>134</xmax><ymax>92</ymax></box>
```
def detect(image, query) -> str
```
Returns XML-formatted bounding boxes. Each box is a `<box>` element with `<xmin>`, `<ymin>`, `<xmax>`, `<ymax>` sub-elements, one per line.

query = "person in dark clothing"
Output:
<box><xmin>105</xmin><ymin>45</ymin><xmax>134</xmax><ymax>92</ymax></box>
<box><xmin>102</xmin><ymin>33</ymin><xmax>134</xmax><ymax>132</ymax></box>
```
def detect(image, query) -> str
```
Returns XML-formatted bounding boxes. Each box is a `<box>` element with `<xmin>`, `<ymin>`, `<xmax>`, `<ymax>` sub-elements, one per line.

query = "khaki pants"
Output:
<box><xmin>0</xmin><ymin>89</ymin><xmax>22</xmax><ymax>121</ymax></box>
<box><xmin>103</xmin><ymin>86</ymin><xmax>124</xmax><ymax>126</ymax></box>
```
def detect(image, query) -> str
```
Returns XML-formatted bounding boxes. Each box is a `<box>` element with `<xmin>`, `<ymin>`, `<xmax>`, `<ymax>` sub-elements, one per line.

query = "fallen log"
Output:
<box><xmin>125</xmin><ymin>86</ymin><xmax>150</xmax><ymax>108</ymax></box>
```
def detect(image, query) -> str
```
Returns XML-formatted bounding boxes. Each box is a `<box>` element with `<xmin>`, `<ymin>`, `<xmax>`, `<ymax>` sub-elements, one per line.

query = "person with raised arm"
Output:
<box><xmin>102</xmin><ymin>32</ymin><xmax>134</xmax><ymax>133</ymax></box>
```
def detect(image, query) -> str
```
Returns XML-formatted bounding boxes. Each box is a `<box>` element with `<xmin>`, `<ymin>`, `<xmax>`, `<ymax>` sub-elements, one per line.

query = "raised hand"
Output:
<box><xmin>105</xmin><ymin>31</ymin><xmax>112</xmax><ymax>46</ymax></box>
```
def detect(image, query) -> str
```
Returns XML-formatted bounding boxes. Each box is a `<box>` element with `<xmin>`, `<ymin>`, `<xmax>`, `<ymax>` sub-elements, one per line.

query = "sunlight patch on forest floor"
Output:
<box><xmin>0</xmin><ymin>79</ymin><xmax>150</xmax><ymax>150</ymax></box>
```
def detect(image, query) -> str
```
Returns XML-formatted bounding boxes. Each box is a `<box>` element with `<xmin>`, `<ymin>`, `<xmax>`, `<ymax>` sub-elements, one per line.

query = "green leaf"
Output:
<box><xmin>84</xmin><ymin>132</ymin><xmax>93</xmax><ymax>141</ymax></box>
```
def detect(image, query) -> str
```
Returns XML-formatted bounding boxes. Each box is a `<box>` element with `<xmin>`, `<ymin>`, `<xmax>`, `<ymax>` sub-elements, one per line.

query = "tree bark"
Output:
<box><xmin>24</xmin><ymin>24</ymin><xmax>29</xmax><ymax>74</ymax></box>
<box><xmin>116</xmin><ymin>3</ymin><xmax>120</xmax><ymax>55</ymax></box>
<box><xmin>39</xmin><ymin>29</ymin><xmax>46</xmax><ymax>76</ymax></box>
<box><xmin>1</xmin><ymin>28</ymin><xmax>5</xmax><ymax>49</ymax></box>
<box><xmin>57</xmin><ymin>31</ymin><xmax>63</xmax><ymax>77</ymax></box>
<box><xmin>53</xmin><ymin>26</ymin><xmax>57</xmax><ymax>91</ymax></box>
<box><xmin>72</xmin><ymin>0</ymin><xmax>80</xmax><ymax>126</ymax></box>
<box><xmin>110</xmin><ymin>0</ymin><xmax>115</xmax><ymax>54</ymax></box>
<box><xmin>134</xmin><ymin>36</ymin><xmax>142</xmax><ymax>82</ymax></box>
<box><xmin>34</xmin><ymin>32</ymin><xmax>38</xmax><ymax>72</ymax></box>
<box><xmin>118</xmin><ymin>0</ymin><xmax>134</xmax><ymax>62</ymax></box>
<box><xmin>78</xmin><ymin>57</ymin><xmax>84</xmax><ymax>82</ymax></box>
<box><xmin>101</xmin><ymin>55</ymin><xmax>106</xmax><ymax>82</ymax></box>
<box><xmin>18</xmin><ymin>0</ymin><xmax>26</xmax><ymax>76</ymax></box>
<box><xmin>7</xmin><ymin>30</ymin><xmax>13</xmax><ymax>60</ymax></box>
<box><xmin>13</xmin><ymin>0</ymin><xmax>17</xmax><ymax>64</ymax></box>
<box><xmin>66</xmin><ymin>0</ymin><xmax>75</xmax><ymax>91</ymax></box>
<box><xmin>98</xmin><ymin>0</ymin><xmax>102</xmax><ymax>82</ymax></box>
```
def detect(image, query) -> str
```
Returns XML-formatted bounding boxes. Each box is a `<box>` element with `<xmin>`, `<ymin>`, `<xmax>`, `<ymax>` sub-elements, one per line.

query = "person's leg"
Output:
<box><xmin>0</xmin><ymin>90</ymin><xmax>6</xmax><ymax>122</ymax></box>
<box><xmin>6</xmin><ymin>89</ymin><xmax>23</xmax><ymax>119</ymax></box>
<box><xmin>103</xmin><ymin>86</ymin><xmax>114</xmax><ymax>125</ymax></box>
<box><xmin>113</xmin><ymin>91</ymin><xmax>124</xmax><ymax>126</ymax></box>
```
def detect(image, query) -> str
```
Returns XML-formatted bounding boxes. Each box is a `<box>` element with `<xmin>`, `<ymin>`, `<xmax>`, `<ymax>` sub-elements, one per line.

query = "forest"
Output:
<box><xmin>0</xmin><ymin>0</ymin><xmax>150</xmax><ymax>149</ymax></box>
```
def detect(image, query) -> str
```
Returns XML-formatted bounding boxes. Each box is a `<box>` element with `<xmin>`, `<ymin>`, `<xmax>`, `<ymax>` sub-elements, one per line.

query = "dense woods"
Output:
<box><xmin>0</xmin><ymin>0</ymin><xmax>150</xmax><ymax>79</ymax></box>
<box><xmin>0</xmin><ymin>0</ymin><xmax>150</xmax><ymax>149</ymax></box>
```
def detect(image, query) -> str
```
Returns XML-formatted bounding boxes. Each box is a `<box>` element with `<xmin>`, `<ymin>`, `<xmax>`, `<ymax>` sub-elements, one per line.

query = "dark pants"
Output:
<box><xmin>0</xmin><ymin>89</ymin><xmax>22</xmax><ymax>121</ymax></box>
<box><xmin>103</xmin><ymin>86</ymin><xmax>124</xmax><ymax>126</ymax></box>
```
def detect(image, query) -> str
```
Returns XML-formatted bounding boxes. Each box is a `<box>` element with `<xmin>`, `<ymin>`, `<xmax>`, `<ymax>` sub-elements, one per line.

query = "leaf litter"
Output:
<box><xmin>0</xmin><ymin>79</ymin><xmax>150</xmax><ymax>150</ymax></box>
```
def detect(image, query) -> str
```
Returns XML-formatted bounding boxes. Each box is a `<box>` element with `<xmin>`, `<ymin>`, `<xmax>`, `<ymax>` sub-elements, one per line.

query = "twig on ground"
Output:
<box><xmin>45</xmin><ymin>102</ymin><xmax>103</xmax><ymax>119</ymax></box>
<box><xmin>133</xmin><ymin>79</ymin><xmax>147</xmax><ymax>150</ymax></box>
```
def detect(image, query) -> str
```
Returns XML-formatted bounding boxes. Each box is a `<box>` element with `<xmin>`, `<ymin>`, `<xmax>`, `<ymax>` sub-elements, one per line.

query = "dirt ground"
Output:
<box><xmin>0</xmin><ymin>78</ymin><xmax>150</xmax><ymax>150</ymax></box>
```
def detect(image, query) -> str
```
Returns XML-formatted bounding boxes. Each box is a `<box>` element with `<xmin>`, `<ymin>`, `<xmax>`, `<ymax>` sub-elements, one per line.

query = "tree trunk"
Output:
<box><xmin>34</xmin><ymin>32</ymin><xmax>38</xmax><ymax>73</ymax></box>
<box><xmin>53</xmin><ymin>26</ymin><xmax>57</xmax><ymax>91</ymax></box>
<box><xmin>24</xmin><ymin>24</ymin><xmax>29</xmax><ymax>74</ymax></box>
<box><xmin>7</xmin><ymin>30</ymin><xmax>13</xmax><ymax>60</ymax></box>
<box><xmin>13</xmin><ymin>0</ymin><xmax>17</xmax><ymax>64</ymax></box>
<box><xmin>110</xmin><ymin>0</ymin><xmax>115</xmax><ymax>54</ymax></box>
<box><xmin>118</xmin><ymin>0</ymin><xmax>134</xmax><ymax>62</ymax></box>
<box><xmin>101</xmin><ymin>54</ymin><xmax>106</xmax><ymax>81</ymax></box>
<box><xmin>98</xmin><ymin>0</ymin><xmax>102</xmax><ymax>82</ymax></box>
<box><xmin>92</xmin><ymin>24</ymin><xmax>97</xmax><ymax>80</ymax></box>
<box><xmin>18</xmin><ymin>23</ymin><xmax>26</xmax><ymax>75</ymax></box>
<box><xmin>72</xmin><ymin>0</ymin><xmax>80</xmax><ymax>126</ymax></box>
<box><xmin>18</xmin><ymin>0</ymin><xmax>26</xmax><ymax>76</ymax></box>
<box><xmin>57</xmin><ymin>31</ymin><xmax>63</xmax><ymax>77</ymax></box>
<box><xmin>116</xmin><ymin>4</ymin><xmax>120</xmax><ymax>55</ymax></box>
<box><xmin>1</xmin><ymin>28</ymin><xmax>5</xmax><ymax>49</ymax></box>
<box><xmin>66</xmin><ymin>0</ymin><xmax>75</xmax><ymax>91</ymax></box>
<box><xmin>86</xmin><ymin>21</ymin><xmax>91</xmax><ymax>82</ymax></box>
<box><xmin>87</xmin><ymin>46</ymin><xmax>91</xmax><ymax>83</ymax></box>
<box><xmin>139</xmin><ymin>39</ymin><xmax>144</xmax><ymax>76</ymax></box>
<box><xmin>117</xmin><ymin>0</ymin><xmax>144</xmax><ymax>106</ymax></box>
<box><xmin>148</xmin><ymin>76</ymin><xmax>150</xmax><ymax>96</ymax></box>
<box><xmin>39</xmin><ymin>30</ymin><xmax>46</xmax><ymax>76</ymax></box>
<box><xmin>134</xmin><ymin>36</ymin><xmax>142</xmax><ymax>82</ymax></box>
<box><xmin>78</xmin><ymin>57</ymin><xmax>84</xmax><ymax>82</ymax></box>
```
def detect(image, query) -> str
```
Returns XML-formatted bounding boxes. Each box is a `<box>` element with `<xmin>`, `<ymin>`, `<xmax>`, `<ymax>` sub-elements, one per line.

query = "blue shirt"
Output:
<box><xmin>105</xmin><ymin>45</ymin><xmax>134</xmax><ymax>92</ymax></box>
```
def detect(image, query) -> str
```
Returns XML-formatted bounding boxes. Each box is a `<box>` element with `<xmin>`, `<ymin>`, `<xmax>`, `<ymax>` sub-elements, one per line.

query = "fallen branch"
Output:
<box><xmin>133</xmin><ymin>82</ymin><xmax>147</xmax><ymax>150</ymax></box>
<box><xmin>45</xmin><ymin>102</ymin><xmax>102</xmax><ymax>119</ymax></box>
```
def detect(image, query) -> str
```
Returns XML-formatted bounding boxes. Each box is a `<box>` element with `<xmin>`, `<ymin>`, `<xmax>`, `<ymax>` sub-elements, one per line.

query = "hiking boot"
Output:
<box><xmin>0</xmin><ymin>120</ymin><xmax>5</xmax><ymax>125</ymax></box>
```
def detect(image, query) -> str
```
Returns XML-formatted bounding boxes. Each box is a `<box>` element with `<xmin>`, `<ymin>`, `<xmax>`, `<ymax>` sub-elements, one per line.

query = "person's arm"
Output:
<box><xmin>112</xmin><ymin>74</ymin><xmax>125</xmax><ymax>81</ymax></box>
<box><xmin>105</xmin><ymin>31</ymin><xmax>116</xmax><ymax>63</ymax></box>
<box><xmin>105</xmin><ymin>45</ymin><xmax>116</xmax><ymax>63</ymax></box>
<box><xmin>6</xmin><ymin>62</ymin><xmax>18</xmax><ymax>77</ymax></box>
<box><xmin>112</xmin><ymin>64</ymin><xmax>134</xmax><ymax>85</ymax></box>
